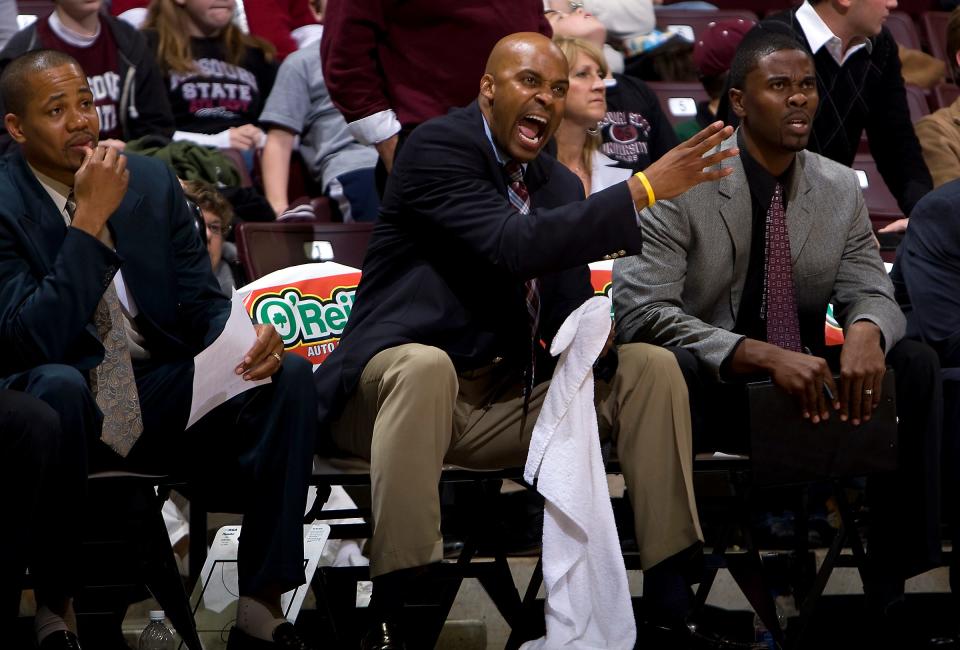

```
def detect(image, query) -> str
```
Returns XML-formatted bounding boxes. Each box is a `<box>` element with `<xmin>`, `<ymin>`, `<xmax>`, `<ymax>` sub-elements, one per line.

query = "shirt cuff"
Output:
<box><xmin>347</xmin><ymin>109</ymin><xmax>401</xmax><ymax>146</ymax></box>
<box><xmin>291</xmin><ymin>24</ymin><xmax>324</xmax><ymax>49</ymax></box>
<box><xmin>173</xmin><ymin>130</ymin><xmax>232</xmax><ymax>148</ymax></box>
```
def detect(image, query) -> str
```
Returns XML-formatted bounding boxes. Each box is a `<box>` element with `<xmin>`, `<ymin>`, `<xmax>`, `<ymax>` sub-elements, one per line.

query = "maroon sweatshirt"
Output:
<box><xmin>321</xmin><ymin>0</ymin><xmax>551</xmax><ymax>129</ymax></box>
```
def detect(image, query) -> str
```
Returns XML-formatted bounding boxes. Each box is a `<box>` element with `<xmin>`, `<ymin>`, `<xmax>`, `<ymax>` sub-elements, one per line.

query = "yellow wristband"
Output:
<box><xmin>634</xmin><ymin>171</ymin><xmax>656</xmax><ymax>207</ymax></box>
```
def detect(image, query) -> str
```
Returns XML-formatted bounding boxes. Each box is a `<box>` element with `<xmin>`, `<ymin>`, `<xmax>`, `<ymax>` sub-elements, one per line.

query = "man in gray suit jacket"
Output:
<box><xmin>613</xmin><ymin>30</ymin><xmax>944</xmax><ymax>633</ymax></box>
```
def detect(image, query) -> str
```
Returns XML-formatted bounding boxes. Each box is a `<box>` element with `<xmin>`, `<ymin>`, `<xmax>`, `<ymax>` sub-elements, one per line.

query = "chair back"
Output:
<box><xmin>235</xmin><ymin>221</ymin><xmax>373</xmax><ymax>281</ymax></box>
<box><xmin>645</xmin><ymin>81</ymin><xmax>710</xmax><ymax>126</ymax></box>
<box><xmin>905</xmin><ymin>83</ymin><xmax>931</xmax><ymax>122</ymax></box>
<box><xmin>921</xmin><ymin>11</ymin><xmax>952</xmax><ymax>71</ymax></box>
<box><xmin>934</xmin><ymin>82</ymin><xmax>960</xmax><ymax>110</ymax></box>
<box><xmin>852</xmin><ymin>152</ymin><xmax>904</xmax><ymax>226</ymax></box>
<box><xmin>885</xmin><ymin>10</ymin><xmax>922</xmax><ymax>50</ymax></box>
<box><xmin>218</xmin><ymin>148</ymin><xmax>252</xmax><ymax>188</ymax></box>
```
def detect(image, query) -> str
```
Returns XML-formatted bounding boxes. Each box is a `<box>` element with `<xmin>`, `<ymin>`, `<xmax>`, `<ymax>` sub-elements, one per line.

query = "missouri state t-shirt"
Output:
<box><xmin>37</xmin><ymin>16</ymin><xmax>124</xmax><ymax>140</ymax></box>
<box><xmin>164</xmin><ymin>37</ymin><xmax>276</xmax><ymax>134</ymax></box>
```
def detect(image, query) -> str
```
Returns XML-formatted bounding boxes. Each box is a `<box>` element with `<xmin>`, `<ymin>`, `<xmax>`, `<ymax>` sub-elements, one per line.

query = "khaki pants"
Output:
<box><xmin>330</xmin><ymin>342</ymin><xmax>702</xmax><ymax>578</ymax></box>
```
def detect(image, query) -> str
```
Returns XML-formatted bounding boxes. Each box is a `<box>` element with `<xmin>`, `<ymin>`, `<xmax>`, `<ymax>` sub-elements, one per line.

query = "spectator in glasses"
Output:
<box><xmin>182</xmin><ymin>179</ymin><xmax>237</xmax><ymax>294</ymax></box>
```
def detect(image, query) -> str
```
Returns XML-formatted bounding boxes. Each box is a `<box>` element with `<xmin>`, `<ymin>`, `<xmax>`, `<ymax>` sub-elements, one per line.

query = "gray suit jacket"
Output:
<box><xmin>613</xmin><ymin>137</ymin><xmax>905</xmax><ymax>378</ymax></box>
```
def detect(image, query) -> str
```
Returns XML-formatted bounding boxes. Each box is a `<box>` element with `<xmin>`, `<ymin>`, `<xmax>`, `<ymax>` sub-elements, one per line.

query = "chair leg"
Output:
<box><xmin>725</xmin><ymin>550</ymin><xmax>785</xmax><ymax>649</ymax></box>
<box><xmin>144</xmin><ymin>491</ymin><xmax>203</xmax><ymax>650</ymax></box>
<box><xmin>505</xmin><ymin>557</ymin><xmax>543</xmax><ymax>650</ymax></box>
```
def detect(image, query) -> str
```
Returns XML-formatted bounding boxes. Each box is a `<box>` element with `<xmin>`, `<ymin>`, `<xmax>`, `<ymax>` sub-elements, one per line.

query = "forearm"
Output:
<box><xmin>728</xmin><ymin>338</ymin><xmax>782</xmax><ymax>376</ymax></box>
<box><xmin>261</xmin><ymin>129</ymin><xmax>295</xmax><ymax>215</ymax></box>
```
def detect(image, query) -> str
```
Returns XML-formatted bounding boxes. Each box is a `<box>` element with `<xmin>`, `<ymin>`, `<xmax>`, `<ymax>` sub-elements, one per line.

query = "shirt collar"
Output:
<box><xmin>28</xmin><ymin>164</ymin><xmax>72</xmax><ymax>222</ymax></box>
<box><xmin>737</xmin><ymin>130</ymin><xmax>795</xmax><ymax>208</ymax></box>
<box><xmin>482</xmin><ymin>114</ymin><xmax>528</xmax><ymax>174</ymax></box>
<box><xmin>795</xmin><ymin>0</ymin><xmax>872</xmax><ymax>66</ymax></box>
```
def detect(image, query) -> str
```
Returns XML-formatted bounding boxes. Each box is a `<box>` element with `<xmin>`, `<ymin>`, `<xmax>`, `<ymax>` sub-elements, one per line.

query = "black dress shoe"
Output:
<box><xmin>38</xmin><ymin>631</ymin><xmax>82</xmax><ymax>649</ymax></box>
<box><xmin>226</xmin><ymin>623</ymin><xmax>315</xmax><ymax>649</ymax></box>
<box><xmin>360</xmin><ymin>621</ymin><xmax>407</xmax><ymax>650</ymax></box>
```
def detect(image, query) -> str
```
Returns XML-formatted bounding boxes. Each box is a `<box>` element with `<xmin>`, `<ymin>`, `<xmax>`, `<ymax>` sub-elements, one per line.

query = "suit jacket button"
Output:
<box><xmin>618</xmin><ymin>249</ymin><xmax>626</xmax><ymax>255</ymax></box>
<box><xmin>493</xmin><ymin>356</ymin><xmax>503</xmax><ymax>364</ymax></box>
<box><xmin>603</xmin><ymin>254</ymin><xmax>612</xmax><ymax>260</ymax></box>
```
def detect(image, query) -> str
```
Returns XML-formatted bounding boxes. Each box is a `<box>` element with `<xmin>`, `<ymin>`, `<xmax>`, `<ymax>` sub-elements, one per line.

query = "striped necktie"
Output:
<box><xmin>67</xmin><ymin>193</ymin><xmax>145</xmax><ymax>457</ymax></box>
<box><xmin>504</xmin><ymin>161</ymin><xmax>541</xmax><ymax>395</ymax></box>
<box><xmin>762</xmin><ymin>183</ymin><xmax>803</xmax><ymax>352</ymax></box>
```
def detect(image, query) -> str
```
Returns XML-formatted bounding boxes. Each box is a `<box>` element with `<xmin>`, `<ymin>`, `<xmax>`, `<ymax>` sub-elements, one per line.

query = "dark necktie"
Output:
<box><xmin>762</xmin><ymin>183</ymin><xmax>802</xmax><ymax>352</ymax></box>
<box><xmin>66</xmin><ymin>194</ymin><xmax>144</xmax><ymax>457</ymax></box>
<box><xmin>504</xmin><ymin>161</ymin><xmax>541</xmax><ymax>394</ymax></box>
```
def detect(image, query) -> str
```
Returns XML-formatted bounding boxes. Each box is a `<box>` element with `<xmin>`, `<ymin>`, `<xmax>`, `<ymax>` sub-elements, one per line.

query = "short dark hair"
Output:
<box><xmin>1</xmin><ymin>49</ymin><xmax>82</xmax><ymax>116</ymax></box>
<box><xmin>728</xmin><ymin>28</ymin><xmax>811</xmax><ymax>93</ymax></box>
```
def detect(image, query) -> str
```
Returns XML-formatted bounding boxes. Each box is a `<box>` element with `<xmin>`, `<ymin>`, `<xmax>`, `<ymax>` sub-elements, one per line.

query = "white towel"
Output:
<box><xmin>521</xmin><ymin>296</ymin><xmax>635</xmax><ymax>650</ymax></box>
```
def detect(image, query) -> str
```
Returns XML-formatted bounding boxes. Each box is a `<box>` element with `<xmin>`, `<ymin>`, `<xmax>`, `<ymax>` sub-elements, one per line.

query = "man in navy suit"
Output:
<box><xmin>314</xmin><ymin>31</ymin><xmax>738</xmax><ymax>648</ymax></box>
<box><xmin>892</xmin><ymin>179</ymin><xmax>960</xmax><ymax>613</ymax></box>
<box><xmin>0</xmin><ymin>50</ymin><xmax>316</xmax><ymax>650</ymax></box>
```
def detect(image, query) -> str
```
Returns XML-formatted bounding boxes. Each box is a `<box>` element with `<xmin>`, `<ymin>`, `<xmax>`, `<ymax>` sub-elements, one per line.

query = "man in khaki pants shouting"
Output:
<box><xmin>313</xmin><ymin>31</ymin><xmax>738</xmax><ymax>649</ymax></box>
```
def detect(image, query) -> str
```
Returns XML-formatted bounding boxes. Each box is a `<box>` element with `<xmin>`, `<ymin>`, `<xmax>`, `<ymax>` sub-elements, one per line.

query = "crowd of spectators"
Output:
<box><xmin>4</xmin><ymin>0</ymin><xmax>960</xmax><ymax>649</ymax></box>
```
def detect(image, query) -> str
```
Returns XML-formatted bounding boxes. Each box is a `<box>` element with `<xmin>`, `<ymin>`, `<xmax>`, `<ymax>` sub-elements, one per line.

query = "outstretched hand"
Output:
<box><xmin>636</xmin><ymin>121</ymin><xmax>738</xmax><ymax>205</ymax></box>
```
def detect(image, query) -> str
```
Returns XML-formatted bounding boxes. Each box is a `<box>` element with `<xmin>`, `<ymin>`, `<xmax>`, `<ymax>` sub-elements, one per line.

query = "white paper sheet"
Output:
<box><xmin>187</xmin><ymin>292</ymin><xmax>271</xmax><ymax>429</ymax></box>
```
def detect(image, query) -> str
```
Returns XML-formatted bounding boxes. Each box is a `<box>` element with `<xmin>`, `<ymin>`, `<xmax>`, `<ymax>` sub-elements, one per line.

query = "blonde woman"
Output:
<box><xmin>553</xmin><ymin>36</ymin><xmax>632</xmax><ymax>195</ymax></box>
<box><xmin>142</xmin><ymin>0</ymin><xmax>277</xmax><ymax>151</ymax></box>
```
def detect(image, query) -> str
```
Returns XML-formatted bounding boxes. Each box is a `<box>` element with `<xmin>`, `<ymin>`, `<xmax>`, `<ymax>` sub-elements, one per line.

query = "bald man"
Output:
<box><xmin>313</xmin><ymin>32</ymin><xmax>737</xmax><ymax>648</ymax></box>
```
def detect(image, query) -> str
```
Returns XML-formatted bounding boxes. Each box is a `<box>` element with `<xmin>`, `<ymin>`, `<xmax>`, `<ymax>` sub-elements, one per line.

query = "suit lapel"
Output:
<box><xmin>464</xmin><ymin>102</ymin><xmax>511</xmax><ymax>198</ymax></box>
<box><xmin>9</xmin><ymin>151</ymin><xmax>69</xmax><ymax>274</ymax></box>
<box><xmin>716</xmin><ymin>151</ymin><xmax>752</xmax><ymax>318</ymax></box>
<box><xmin>108</xmin><ymin>186</ymin><xmax>147</xmax><ymax>299</ymax></box>
<box><xmin>785</xmin><ymin>151</ymin><xmax>814</xmax><ymax>264</ymax></box>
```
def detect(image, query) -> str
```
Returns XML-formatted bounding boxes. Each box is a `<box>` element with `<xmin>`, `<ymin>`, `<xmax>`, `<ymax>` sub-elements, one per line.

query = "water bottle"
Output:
<box><xmin>753</xmin><ymin>613</ymin><xmax>775</xmax><ymax>649</ymax></box>
<box><xmin>139</xmin><ymin>610</ymin><xmax>175</xmax><ymax>650</ymax></box>
<box><xmin>752</xmin><ymin>599</ymin><xmax>788</xmax><ymax>650</ymax></box>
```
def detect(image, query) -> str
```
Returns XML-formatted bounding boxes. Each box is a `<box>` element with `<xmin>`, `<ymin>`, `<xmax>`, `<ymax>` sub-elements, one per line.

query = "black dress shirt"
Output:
<box><xmin>732</xmin><ymin>133</ymin><xmax>796</xmax><ymax>343</ymax></box>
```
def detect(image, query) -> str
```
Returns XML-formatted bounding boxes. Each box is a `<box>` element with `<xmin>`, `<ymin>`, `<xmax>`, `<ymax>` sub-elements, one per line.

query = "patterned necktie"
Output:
<box><xmin>504</xmin><ymin>161</ymin><xmax>541</xmax><ymax>394</ymax></box>
<box><xmin>762</xmin><ymin>183</ymin><xmax>803</xmax><ymax>352</ymax></box>
<box><xmin>66</xmin><ymin>194</ymin><xmax>144</xmax><ymax>457</ymax></box>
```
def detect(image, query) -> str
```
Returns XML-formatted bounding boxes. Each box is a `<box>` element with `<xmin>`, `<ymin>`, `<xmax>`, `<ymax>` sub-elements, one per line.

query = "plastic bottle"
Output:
<box><xmin>139</xmin><ymin>610</ymin><xmax>175</xmax><ymax>650</ymax></box>
<box><xmin>752</xmin><ymin>599</ymin><xmax>788</xmax><ymax>650</ymax></box>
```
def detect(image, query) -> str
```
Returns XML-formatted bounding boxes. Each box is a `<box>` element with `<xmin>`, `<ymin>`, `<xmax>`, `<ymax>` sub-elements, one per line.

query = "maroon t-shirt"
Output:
<box><xmin>37</xmin><ymin>17</ymin><xmax>123</xmax><ymax>140</ymax></box>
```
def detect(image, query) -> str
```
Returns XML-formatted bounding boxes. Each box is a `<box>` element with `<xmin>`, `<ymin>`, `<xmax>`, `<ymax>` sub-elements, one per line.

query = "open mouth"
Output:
<box><xmin>516</xmin><ymin>114</ymin><xmax>548</xmax><ymax>149</ymax></box>
<box><xmin>785</xmin><ymin>116</ymin><xmax>809</xmax><ymax>133</ymax></box>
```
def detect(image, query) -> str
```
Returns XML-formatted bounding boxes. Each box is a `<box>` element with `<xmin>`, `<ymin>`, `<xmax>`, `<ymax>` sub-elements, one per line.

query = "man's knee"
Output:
<box><xmin>617</xmin><ymin>342</ymin><xmax>685</xmax><ymax>381</ymax></box>
<box><xmin>0</xmin><ymin>390</ymin><xmax>61</xmax><ymax>459</ymax></box>
<box><xmin>380</xmin><ymin>344</ymin><xmax>457</xmax><ymax>398</ymax></box>
<box><xmin>888</xmin><ymin>339</ymin><xmax>940</xmax><ymax>385</ymax></box>
<box><xmin>23</xmin><ymin>364</ymin><xmax>95</xmax><ymax>416</ymax></box>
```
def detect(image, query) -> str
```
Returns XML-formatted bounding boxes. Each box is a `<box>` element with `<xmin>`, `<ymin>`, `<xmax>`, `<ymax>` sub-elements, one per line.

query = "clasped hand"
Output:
<box><xmin>770</xmin><ymin>322</ymin><xmax>885</xmax><ymax>425</ymax></box>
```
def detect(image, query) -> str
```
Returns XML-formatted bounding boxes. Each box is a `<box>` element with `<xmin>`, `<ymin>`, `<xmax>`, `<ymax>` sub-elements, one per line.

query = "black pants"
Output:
<box><xmin>4</xmin><ymin>355</ymin><xmax>317</xmax><ymax>597</ymax></box>
<box><xmin>0</xmin><ymin>376</ymin><xmax>95</xmax><ymax>624</ymax></box>
<box><xmin>670</xmin><ymin>338</ymin><xmax>945</xmax><ymax>580</ymax></box>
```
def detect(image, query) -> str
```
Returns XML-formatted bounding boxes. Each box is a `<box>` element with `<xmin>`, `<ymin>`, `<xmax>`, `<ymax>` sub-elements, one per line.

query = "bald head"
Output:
<box><xmin>478</xmin><ymin>32</ymin><xmax>569</xmax><ymax>163</ymax></box>
<box><xmin>484</xmin><ymin>32</ymin><xmax>567</xmax><ymax>76</ymax></box>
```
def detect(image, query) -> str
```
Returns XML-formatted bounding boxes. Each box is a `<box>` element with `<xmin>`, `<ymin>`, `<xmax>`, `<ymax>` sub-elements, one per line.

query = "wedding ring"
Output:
<box><xmin>863</xmin><ymin>388</ymin><xmax>873</xmax><ymax>396</ymax></box>
<box><xmin>271</xmin><ymin>352</ymin><xmax>282</xmax><ymax>363</ymax></box>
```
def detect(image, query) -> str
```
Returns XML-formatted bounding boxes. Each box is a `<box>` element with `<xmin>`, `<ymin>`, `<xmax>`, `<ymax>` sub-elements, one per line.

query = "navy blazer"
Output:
<box><xmin>314</xmin><ymin>101</ymin><xmax>643</xmax><ymax>439</ymax></box>
<box><xmin>892</xmin><ymin>179</ymin><xmax>960</xmax><ymax>368</ymax></box>
<box><xmin>0</xmin><ymin>149</ymin><xmax>229</xmax><ymax>377</ymax></box>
